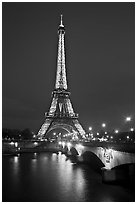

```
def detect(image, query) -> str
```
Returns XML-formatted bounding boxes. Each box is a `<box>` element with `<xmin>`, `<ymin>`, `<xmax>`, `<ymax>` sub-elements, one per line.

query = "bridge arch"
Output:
<box><xmin>70</xmin><ymin>147</ymin><xmax>79</xmax><ymax>156</ymax></box>
<box><xmin>81</xmin><ymin>151</ymin><xmax>105</xmax><ymax>172</ymax></box>
<box><xmin>46</xmin><ymin>123</ymin><xmax>75</xmax><ymax>134</ymax></box>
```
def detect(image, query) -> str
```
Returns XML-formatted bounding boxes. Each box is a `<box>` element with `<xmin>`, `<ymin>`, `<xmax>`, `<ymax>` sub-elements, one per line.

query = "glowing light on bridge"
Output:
<box><xmin>76</xmin><ymin>144</ymin><xmax>84</xmax><ymax>149</ymax></box>
<box><xmin>67</xmin><ymin>142</ymin><xmax>71</xmax><ymax>147</ymax></box>
<box><xmin>62</xmin><ymin>141</ymin><xmax>65</xmax><ymax>148</ymax></box>
<box><xmin>67</xmin><ymin>142</ymin><xmax>72</xmax><ymax>150</ymax></box>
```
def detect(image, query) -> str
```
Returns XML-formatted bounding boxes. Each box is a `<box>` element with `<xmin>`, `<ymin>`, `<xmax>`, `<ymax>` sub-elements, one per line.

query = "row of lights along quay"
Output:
<box><xmin>2</xmin><ymin>116</ymin><xmax>135</xmax><ymax>154</ymax></box>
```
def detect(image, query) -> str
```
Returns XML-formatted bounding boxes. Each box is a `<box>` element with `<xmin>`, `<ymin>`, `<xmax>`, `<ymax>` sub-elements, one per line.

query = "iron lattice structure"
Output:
<box><xmin>37</xmin><ymin>15</ymin><xmax>86</xmax><ymax>139</ymax></box>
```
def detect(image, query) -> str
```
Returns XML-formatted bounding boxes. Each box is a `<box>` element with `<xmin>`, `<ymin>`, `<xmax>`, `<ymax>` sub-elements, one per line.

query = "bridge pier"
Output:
<box><xmin>102</xmin><ymin>163</ymin><xmax>135</xmax><ymax>185</ymax></box>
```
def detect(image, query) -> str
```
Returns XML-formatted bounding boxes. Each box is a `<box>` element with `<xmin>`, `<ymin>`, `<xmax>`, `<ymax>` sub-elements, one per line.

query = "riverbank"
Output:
<box><xmin>2</xmin><ymin>140</ymin><xmax>135</xmax><ymax>154</ymax></box>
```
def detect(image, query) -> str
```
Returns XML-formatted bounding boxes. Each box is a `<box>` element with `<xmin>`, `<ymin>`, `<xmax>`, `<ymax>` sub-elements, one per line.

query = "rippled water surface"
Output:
<box><xmin>2</xmin><ymin>152</ymin><xmax>134</xmax><ymax>202</ymax></box>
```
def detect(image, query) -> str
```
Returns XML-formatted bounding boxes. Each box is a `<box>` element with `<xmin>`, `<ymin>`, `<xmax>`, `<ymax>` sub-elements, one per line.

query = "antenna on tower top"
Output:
<box><xmin>60</xmin><ymin>14</ymin><xmax>63</xmax><ymax>26</ymax></box>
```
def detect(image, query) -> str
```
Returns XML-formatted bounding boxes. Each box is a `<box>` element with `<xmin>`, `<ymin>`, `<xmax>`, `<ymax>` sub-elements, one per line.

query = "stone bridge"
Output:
<box><xmin>57</xmin><ymin>142</ymin><xmax>135</xmax><ymax>170</ymax></box>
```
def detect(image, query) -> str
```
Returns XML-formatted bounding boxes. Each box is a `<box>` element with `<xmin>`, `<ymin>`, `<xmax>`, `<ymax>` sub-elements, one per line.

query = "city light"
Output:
<box><xmin>105</xmin><ymin>132</ymin><xmax>107</xmax><ymax>134</ymax></box>
<box><xmin>89</xmin><ymin>127</ymin><xmax>92</xmax><ymax>131</ymax></box>
<box><xmin>115</xmin><ymin>130</ymin><xmax>119</xmax><ymax>134</ymax></box>
<box><xmin>62</xmin><ymin>141</ymin><xmax>65</xmax><ymax>148</ymax></box>
<box><xmin>34</xmin><ymin>142</ymin><xmax>38</xmax><ymax>145</ymax></box>
<box><xmin>10</xmin><ymin>142</ymin><xmax>14</xmax><ymax>145</ymax></box>
<box><xmin>15</xmin><ymin>142</ymin><xmax>18</xmax><ymax>147</ymax></box>
<box><xmin>97</xmin><ymin>132</ymin><xmax>99</xmax><ymax>136</ymax></box>
<box><xmin>102</xmin><ymin>123</ymin><xmax>106</xmax><ymax>128</ymax></box>
<box><xmin>53</xmin><ymin>132</ymin><xmax>56</xmax><ymax>136</ymax></box>
<box><xmin>127</xmin><ymin>136</ymin><xmax>129</xmax><ymax>139</ymax></box>
<box><xmin>126</xmin><ymin>117</ymin><xmax>131</xmax><ymax>122</ymax></box>
<box><xmin>58</xmin><ymin>141</ymin><xmax>62</xmax><ymax>145</ymax></box>
<box><xmin>130</xmin><ymin>128</ymin><xmax>134</xmax><ymax>132</ymax></box>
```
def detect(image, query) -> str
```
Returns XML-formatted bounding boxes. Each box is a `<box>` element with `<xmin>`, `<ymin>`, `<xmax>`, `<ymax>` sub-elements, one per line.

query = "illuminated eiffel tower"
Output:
<box><xmin>37</xmin><ymin>15</ymin><xmax>86</xmax><ymax>140</ymax></box>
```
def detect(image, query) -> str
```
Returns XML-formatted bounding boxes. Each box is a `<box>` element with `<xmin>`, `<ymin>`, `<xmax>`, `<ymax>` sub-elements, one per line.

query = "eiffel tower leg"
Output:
<box><xmin>72</xmin><ymin>119</ymin><xmax>86</xmax><ymax>138</ymax></box>
<box><xmin>37</xmin><ymin>118</ymin><xmax>53</xmax><ymax>138</ymax></box>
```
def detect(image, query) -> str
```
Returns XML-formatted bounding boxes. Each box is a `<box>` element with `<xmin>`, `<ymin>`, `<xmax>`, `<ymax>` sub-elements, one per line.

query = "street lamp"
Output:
<box><xmin>88</xmin><ymin>126</ymin><xmax>93</xmax><ymax>141</ymax></box>
<box><xmin>126</xmin><ymin>117</ymin><xmax>131</xmax><ymax>122</ymax></box>
<box><xmin>89</xmin><ymin>127</ymin><xmax>92</xmax><ymax>131</ymax></box>
<box><xmin>115</xmin><ymin>130</ymin><xmax>119</xmax><ymax>134</ymax></box>
<box><xmin>102</xmin><ymin>123</ymin><xmax>106</xmax><ymax>128</ymax></box>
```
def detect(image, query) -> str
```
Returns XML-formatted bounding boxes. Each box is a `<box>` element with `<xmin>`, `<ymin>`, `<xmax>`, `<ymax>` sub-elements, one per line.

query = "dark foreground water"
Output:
<box><xmin>3</xmin><ymin>152</ymin><xmax>134</xmax><ymax>202</ymax></box>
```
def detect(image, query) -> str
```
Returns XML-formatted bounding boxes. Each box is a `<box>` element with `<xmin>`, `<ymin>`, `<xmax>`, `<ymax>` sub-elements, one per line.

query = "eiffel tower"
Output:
<box><xmin>37</xmin><ymin>15</ymin><xmax>86</xmax><ymax>140</ymax></box>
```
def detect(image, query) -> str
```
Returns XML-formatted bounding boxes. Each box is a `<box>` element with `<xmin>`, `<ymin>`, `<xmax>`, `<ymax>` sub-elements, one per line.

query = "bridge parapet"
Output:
<box><xmin>58</xmin><ymin>142</ymin><xmax>135</xmax><ymax>169</ymax></box>
<box><xmin>73</xmin><ymin>144</ymin><xmax>135</xmax><ymax>169</ymax></box>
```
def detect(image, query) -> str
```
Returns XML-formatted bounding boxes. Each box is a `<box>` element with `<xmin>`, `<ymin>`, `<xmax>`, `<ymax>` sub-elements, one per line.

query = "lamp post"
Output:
<box><xmin>102</xmin><ymin>123</ymin><xmax>106</xmax><ymax>128</ymax></box>
<box><xmin>101</xmin><ymin>123</ymin><xmax>106</xmax><ymax>139</ymax></box>
<box><xmin>126</xmin><ymin>117</ymin><xmax>131</xmax><ymax>122</ymax></box>
<box><xmin>115</xmin><ymin>129</ymin><xmax>119</xmax><ymax>134</ymax></box>
<box><xmin>88</xmin><ymin>126</ymin><xmax>92</xmax><ymax>141</ymax></box>
<box><xmin>125</xmin><ymin>116</ymin><xmax>132</xmax><ymax>142</ymax></box>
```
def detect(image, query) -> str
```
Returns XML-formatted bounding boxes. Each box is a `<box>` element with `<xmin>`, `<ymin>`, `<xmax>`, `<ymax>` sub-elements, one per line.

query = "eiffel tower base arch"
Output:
<box><xmin>37</xmin><ymin>117</ymin><xmax>85</xmax><ymax>140</ymax></box>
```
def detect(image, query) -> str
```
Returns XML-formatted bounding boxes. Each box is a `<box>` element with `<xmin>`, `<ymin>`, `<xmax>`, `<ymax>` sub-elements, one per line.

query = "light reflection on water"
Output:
<box><xmin>12</xmin><ymin>156</ymin><xmax>19</xmax><ymax>176</ymax></box>
<box><xmin>3</xmin><ymin>152</ymin><xmax>134</xmax><ymax>202</ymax></box>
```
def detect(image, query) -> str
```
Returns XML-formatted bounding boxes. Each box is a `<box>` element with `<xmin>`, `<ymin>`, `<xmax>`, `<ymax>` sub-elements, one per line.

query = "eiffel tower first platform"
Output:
<box><xmin>37</xmin><ymin>15</ymin><xmax>86</xmax><ymax>140</ymax></box>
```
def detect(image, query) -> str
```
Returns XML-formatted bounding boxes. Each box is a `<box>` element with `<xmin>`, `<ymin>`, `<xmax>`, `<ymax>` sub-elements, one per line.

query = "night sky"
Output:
<box><xmin>2</xmin><ymin>2</ymin><xmax>135</xmax><ymax>133</ymax></box>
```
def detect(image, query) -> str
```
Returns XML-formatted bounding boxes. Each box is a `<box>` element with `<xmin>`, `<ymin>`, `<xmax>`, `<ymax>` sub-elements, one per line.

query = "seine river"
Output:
<box><xmin>3</xmin><ymin>152</ymin><xmax>134</xmax><ymax>202</ymax></box>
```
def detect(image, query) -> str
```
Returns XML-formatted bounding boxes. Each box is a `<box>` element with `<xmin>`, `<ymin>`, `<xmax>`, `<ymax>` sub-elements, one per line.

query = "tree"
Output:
<box><xmin>21</xmin><ymin>128</ymin><xmax>33</xmax><ymax>140</ymax></box>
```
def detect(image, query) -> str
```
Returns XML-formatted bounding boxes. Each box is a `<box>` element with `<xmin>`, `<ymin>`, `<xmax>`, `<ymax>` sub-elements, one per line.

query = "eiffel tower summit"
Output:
<box><xmin>37</xmin><ymin>15</ymin><xmax>86</xmax><ymax>140</ymax></box>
